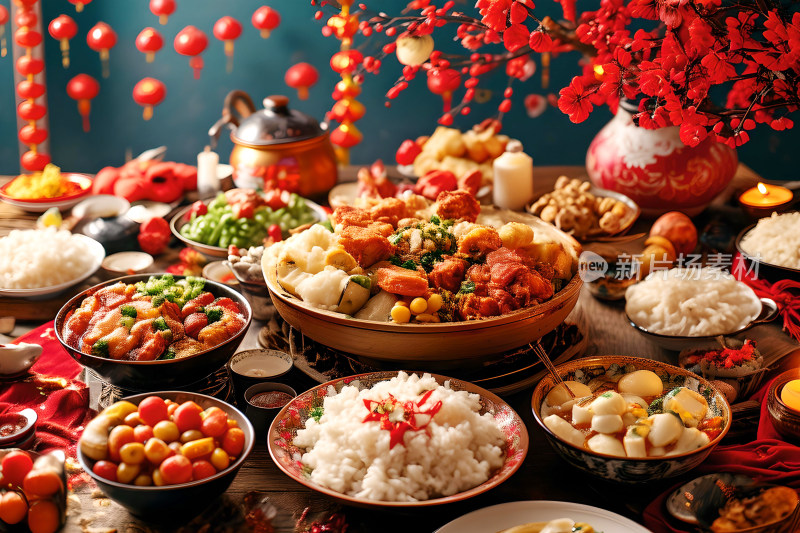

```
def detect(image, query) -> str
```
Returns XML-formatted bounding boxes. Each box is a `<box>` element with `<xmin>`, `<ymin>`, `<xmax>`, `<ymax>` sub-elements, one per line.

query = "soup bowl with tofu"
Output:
<box><xmin>531</xmin><ymin>356</ymin><xmax>731</xmax><ymax>484</ymax></box>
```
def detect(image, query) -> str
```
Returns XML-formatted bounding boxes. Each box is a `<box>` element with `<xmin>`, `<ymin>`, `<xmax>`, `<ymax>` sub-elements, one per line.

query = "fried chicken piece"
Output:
<box><xmin>367</xmin><ymin>221</ymin><xmax>394</xmax><ymax>238</ymax></box>
<box><xmin>428</xmin><ymin>256</ymin><xmax>468</xmax><ymax>293</ymax></box>
<box><xmin>458</xmin><ymin>293</ymin><xmax>501</xmax><ymax>320</ymax></box>
<box><xmin>369</xmin><ymin>197</ymin><xmax>408</xmax><ymax>227</ymax></box>
<box><xmin>376</xmin><ymin>264</ymin><xmax>429</xmax><ymax>296</ymax></box>
<box><xmin>331</xmin><ymin>205</ymin><xmax>372</xmax><ymax>229</ymax></box>
<box><xmin>435</xmin><ymin>189</ymin><xmax>481</xmax><ymax>223</ymax></box>
<box><xmin>339</xmin><ymin>225</ymin><xmax>396</xmax><ymax>268</ymax></box>
<box><xmin>457</xmin><ymin>225</ymin><xmax>502</xmax><ymax>260</ymax></box>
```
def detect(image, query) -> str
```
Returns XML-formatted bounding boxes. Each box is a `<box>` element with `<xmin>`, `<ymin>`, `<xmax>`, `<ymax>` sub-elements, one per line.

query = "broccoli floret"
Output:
<box><xmin>186</xmin><ymin>276</ymin><xmax>205</xmax><ymax>289</ymax></box>
<box><xmin>91</xmin><ymin>339</ymin><xmax>109</xmax><ymax>357</ymax></box>
<box><xmin>151</xmin><ymin>294</ymin><xmax>165</xmax><ymax>307</ymax></box>
<box><xmin>458</xmin><ymin>280</ymin><xmax>476</xmax><ymax>294</ymax></box>
<box><xmin>161</xmin><ymin>274</ymin><xmax>175</xmax><ymax>286</ymax></box>
<box><xmin>429</xmin><ymin>214</ymin><xmax>441</xmax><ymax>225</ymax></box>
<box><xmin>159</xmin><ymin>347</ymin><xmax>176</xmax><ymax>360</ymax></box>
<box><xmin>205</xmin><ymin>307</ymin><xmax>223</xmax><ymax>323</ymax></box>
<box><xmin>120</xmin><ymin>316</ymin><xmax>135</xmax><ymax>330</ymax></box>
<box><xmin>120</xmin><ymin>305</ymin><xmax>137</xmax><ymax>318</ymax></box>
<box><xmin>647</xmin><ymin>397</ymin><xmax>664</xmax><ymax>416</ymax></box>
<box><xmin>153</xmin><ymin>317</ymin><xmax>169</xmax><ymax>331</ymax></box>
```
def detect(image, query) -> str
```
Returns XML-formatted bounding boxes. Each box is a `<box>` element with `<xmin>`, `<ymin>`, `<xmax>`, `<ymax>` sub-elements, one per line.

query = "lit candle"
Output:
<box><xmin>197</xmin><ymin>146</ymin><xmax>219</xmax><ymax>197</ymax></box>
<box><xmin>781</xmin><ymin>379</ymin><xmax>800</xmax><ymax>412</ymax></box>
<box><xmin>739</xmin><ymin>182</ymin><xmax>793</xmax><ymax>208</ymax></box>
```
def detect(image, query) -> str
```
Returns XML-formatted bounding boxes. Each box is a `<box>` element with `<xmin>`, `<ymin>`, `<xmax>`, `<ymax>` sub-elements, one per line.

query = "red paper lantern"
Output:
<box><xmin>213</xmin><ymin>16</ymin><xmax>242</xmax><ymax>73</ymax></box>
<box><xmin>18</xmin><ymin>101</ymin><xmax>47</xmax><ymax>121</ymax></box>
<box><xmin>174</xmin><ymin>26</ymin><xmax>207</xmax><ymax>79</ymax></box>
<box><xmin>67</xmin><ymin>74</ymin><xmax>100</xmax><ymax>132</ymax></box>
<box><xmin>15</xmin><ymin>9</ymin><xmax>36</xmax><ymax>28</ymax></box>
<box><xmin>329</xmin><ymin>123</ymin><xmax>363</xmax><ymax>148</ymax></box>
<box><xmin>16</xmin><ymin>55</ymin><xmax>43</xmax><ymax>76</ymax></box>
<box><xmin>16</xmin><ymin>80</ymin><xmax>45</xmax><ymax>99</ymax></box>
<box><xmin>330</xmin><ymin>49</ymin><xmax>363</xmax><ymax>74</ymax></box>
<box><xmin>21</xmin><ymin>151</ymin><xmax>51</xmax><ymax>172</ymax></box>
<box><xmin>87</xmin><ymin>22</ymin><xmax>117</xmax><ymax>78</ymax></box>
<box><xmin>285</xmin><ymin>62</ymin><xmax>319</xmax><ymax>100</ymax></box>
<box><xmin>18</xmin><ymin>124</ymin><xmax>48</xmax><ymax>145</ymax></box>
<box><xmin>67</xmin><ymin>0</ymin><xmax>92</xmax><ymax>13</ymax></box>
<box><xmin>329</xmin><ymin>98</ymin><xmax>365</xmax><ymax>122</ymax></box>
<box><xmin>0</xmin><ymin>5</ymin><xmax>8</xmax><ymax>58</ymax></box>
<box><xmin>252</xmin><ymin>6</ymin><xmax>280</xmax><ymax>39</ymax></box>
<box><xmin>48</xmin><ymin>15</ymin><xmax>78</xmax><ymax>68</ymax></box>
<box><xmin>135</xmin><ymin>27</ymin><xmax>163</xmax><ymax>63</ymax></box>
<box><xmin>427</xmin><ymin>68</ymin><xmax>462</xmax><ymax>113</ymax></box>
<box><xmin>149</xmin><ymin>0</ymin><xmax>175</xmax><ymax>25</ymax></box>
<box><xmin>133</xmin><ymin>77</ymin><xmax>166</xmax><ymax>120</ymax></box>
<box><xmin>14</xmin><ymin>26</ymin><xmax>42</xmax><ymax>47</ymax></box>
<box><xmin>332</xmin><ymin>78</ymin><xmax>361</xmax><ymax>99</ymax></box>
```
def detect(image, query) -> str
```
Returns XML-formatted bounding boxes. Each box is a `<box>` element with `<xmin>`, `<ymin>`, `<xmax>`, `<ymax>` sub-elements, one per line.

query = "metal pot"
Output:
<box><xmin>209</xmin><ymin>91</ymin><xmax>338</xmax><ymax>199</ymax></box>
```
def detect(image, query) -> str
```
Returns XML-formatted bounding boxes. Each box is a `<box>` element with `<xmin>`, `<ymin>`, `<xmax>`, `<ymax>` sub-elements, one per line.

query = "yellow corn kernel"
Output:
<box><xmin>409</xmin><ymin>297</ymin><xmax>427</xmax><ymax>315</ymax></box>
<box><xmin>116</xmin><ymin>462</ymin><xmax>140</xmax><ymax>484</ymax></box>
<box><xmin>391</xmin><ymin>305</ymin><xmax>411</xmax><ymax>323</ymax></box>
<box><xmin>426</xmin><ymin>294</ymin><xmax>443</xmax><ymax>313</ymax></box>
<box><xmin>180</xmin><ymin>437</ymin><xmax>215</xmax><ymax>460</ymax></box>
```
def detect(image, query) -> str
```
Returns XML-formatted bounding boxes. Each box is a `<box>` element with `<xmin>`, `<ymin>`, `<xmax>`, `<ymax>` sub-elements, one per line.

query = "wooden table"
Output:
<box><xmin>3</xmin><ymin>166</ymin><xmax>797</xmax><ymax>533</ymax></box>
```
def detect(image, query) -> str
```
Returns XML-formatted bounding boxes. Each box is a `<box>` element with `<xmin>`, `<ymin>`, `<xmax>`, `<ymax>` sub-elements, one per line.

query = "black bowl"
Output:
<box><xmin>77</xmin><ymin>391</ymin><xmax>254</xmax><ymax>520</ymax></box>
<box><xmin>736</xmin><ymin>224</ymin><xmax>800</xmax><ymax>284</ymax></box>
<box><xmin>55</xmin><ymin>274</ymin><xmax>252</xmax><ymax>390</ymax></box>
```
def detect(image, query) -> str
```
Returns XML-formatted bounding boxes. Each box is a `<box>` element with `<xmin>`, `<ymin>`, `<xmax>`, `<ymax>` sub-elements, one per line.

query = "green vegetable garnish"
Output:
<box><xmin>350</xmin><ymin>275</ymin><xmax>371</xmax><ymax>290</ymax></box>
<box><xmin>120</xmin><ymin>316</ymin><xmax>135</xmax><ymax>330</ymax></box>
<box><xmin>160</xmin><ymin>347</ymin><xmax>176</xmax><ymax>360</ymax></box>
<box><xmin>120</xmin><ymin>305</ymin><xmax>137</xmax><ymax>319</ymax></box>
<box><xmin>153</xmin><ymin>317</ymin><xmax>169</xmax><ymax>331</ymax></box>
<box><xmin>205</xmin><ymin>307</ymin><xmax>223</xmax><ymax>323</ymax></box>
<box><xmin>389</xmin><ymin>256</ymin><xmax>417</xmax><ymax>271</ymax></box>
<box><xmin>647</xmin><ymin>397</ymin><xmax>664</xmax><ymax>416</ymax></box>
<box><xmin>458</xmin><ymin>280</ymin><xmax>476</xmax><ymax>294</ymax></box>
<box><xmin>429</xmin><ymin>214</ymin><xmax>441</xmax><ymax>225</ymax></box>
<box><xmin>310</xmin><ymin>407</ymin><xmax>324</xmax><ymax>422</ymax></box>
<box><xmin>91</xmin><ymin>339</ymin><xmax>109</xmax><ymax>357</ymax></box>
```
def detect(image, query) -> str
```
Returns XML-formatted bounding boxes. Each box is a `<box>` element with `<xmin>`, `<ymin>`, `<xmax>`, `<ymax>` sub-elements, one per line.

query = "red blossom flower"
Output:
<box><xmin>476</xmin><ymin>0</ymin><xmax>512</xmax><ymax>32</ymax></box>
<box><xmin>503</xmin><ymin>22</ymin><xmax>530</xmax><ymax>51</ymax></box>
<box><xmin>558</xmin><ymin>76</ymin><xmax>596</xmax><ymax>123</ymax></box>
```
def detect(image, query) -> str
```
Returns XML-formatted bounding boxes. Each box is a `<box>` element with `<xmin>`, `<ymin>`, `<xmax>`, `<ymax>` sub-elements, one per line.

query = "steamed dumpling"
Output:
<box><xmin>543</xmin><ymin>414</ymin><xmax>585</xmax><ymax>448</ymax></box>
<box><xmin>663</xmin><ymin>387</ymin><xmax>708</xmax><ymax>428</ymax></box>
<box><xmin>590</xmin><ymin>391</ymin><xmax>626</xmax><ymax>416</ymax></box>
<box><xmin>587</xmin><ymin>433</ymin><xmax>625</xmax><ymax>456</ymax></box>
<box><xmin>618</xmin><ymin>370</ymin><xmax>663</xmax><ymax>397</ymax></box>
<box><xmin>647</xmin><ymin>413</ymin><xmax>684</xmax><ymax>447</ymax></box>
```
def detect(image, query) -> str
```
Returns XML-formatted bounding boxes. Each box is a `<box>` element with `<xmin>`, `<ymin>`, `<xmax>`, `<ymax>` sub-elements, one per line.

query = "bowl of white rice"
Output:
<box><xmin>625</xmin><ymin>267</ymin><xmax>777</xmax><ymax>351</ymax></box>
<box><xmin>0</xmin><ymin>228</ymin><xmax>105</xmax><ymax>298</ymax></box>
<box><xmin>737</xmin><ymin>212</ymin><xmax>800</xmax><ymax>282</ymax></box>
<box><xmin>268</xmin><ymin>371</ymin><xmax>528</xmax><ymax>508</ymax></box>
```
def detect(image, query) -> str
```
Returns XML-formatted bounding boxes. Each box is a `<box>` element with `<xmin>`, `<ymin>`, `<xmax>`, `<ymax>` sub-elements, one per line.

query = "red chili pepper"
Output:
<box><xmin>395</xmin><ymin>139</ymin><xmax>422</xmax><ymax>166</ymax></box>
<box><xmin>268</xmin><ymin>224</ymin><xmax>283</xmax><ymax>242</ymax></box>
<box><xmin>137</xmin><ymin>217</ymin><xmax>171</xmax><ymax>255</ymax></box>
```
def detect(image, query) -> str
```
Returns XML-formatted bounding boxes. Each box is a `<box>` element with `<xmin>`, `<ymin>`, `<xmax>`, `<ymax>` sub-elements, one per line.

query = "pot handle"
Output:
<box><xmin>222</xmin><ymin>90</ymin><xmax>257</xmax><ymax>128</ymax></box>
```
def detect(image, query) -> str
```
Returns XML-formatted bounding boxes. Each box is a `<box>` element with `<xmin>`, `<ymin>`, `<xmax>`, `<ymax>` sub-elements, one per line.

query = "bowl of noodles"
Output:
<box><xmin>261</xmin><ymin>195</ymin><xmax>583</xmax><ymax>368</ymax></box>
<box><xmin>0</xmin><ymin>165</ymin><xmax>92</xmax><ymax>213</ymax></box>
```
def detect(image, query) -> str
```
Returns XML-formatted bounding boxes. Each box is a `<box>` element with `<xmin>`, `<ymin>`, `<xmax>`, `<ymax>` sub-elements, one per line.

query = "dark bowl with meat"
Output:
<box><xmin>55</xmin><ymin>274</ymin><xmax>252</xmax><ymax>390</ymax></box>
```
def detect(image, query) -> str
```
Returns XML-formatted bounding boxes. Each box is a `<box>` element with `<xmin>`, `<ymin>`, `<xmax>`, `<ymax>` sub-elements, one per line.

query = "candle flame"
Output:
<box><xmin>757</xmin><ymin>182</ymin><xmax>768</xmax><ymax>195</ymax></box>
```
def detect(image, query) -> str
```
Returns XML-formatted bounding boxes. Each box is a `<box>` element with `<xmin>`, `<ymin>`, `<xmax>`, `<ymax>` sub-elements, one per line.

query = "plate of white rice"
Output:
<box><xmin>625</xmin><ymin>267</ymin><xmax>775</xmax><ymax>350</ymax></box>
<box><xmin>738</xmin><ymin>211</ymin><xmax>800</xmax><ymax>275</ymax></box>
<box><xmin>0</xmin><ymin>228</ymin><xmax>105</xmax><ymax>298</ymax></box>
<box><xmin>268</xmin><ymin>371</ymin><xmax>528</xmax><ymax>507</ymax></box>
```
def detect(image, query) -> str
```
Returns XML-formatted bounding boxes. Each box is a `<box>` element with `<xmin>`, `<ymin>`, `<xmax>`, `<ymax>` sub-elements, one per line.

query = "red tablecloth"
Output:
<box><xmin>0</xmin><ymin>321</ymin><xmax>92</xmax><ymax>456</ymax></box>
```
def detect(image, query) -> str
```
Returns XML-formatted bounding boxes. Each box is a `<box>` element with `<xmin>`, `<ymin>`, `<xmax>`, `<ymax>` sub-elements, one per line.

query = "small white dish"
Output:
<box><xmin>202</xmin><ymin>261</ymin><xmax>238</xmax><ymax>288</ymax></box>
<box><xmin>126</xmin><ymin>201</ymin><xmax>173</xmax><ymax>224</ymax></box>
<box><xmin>0</xmin><ymin>234</ymin><xmax>106</xmax><ymax>299</ymax></box>
<box><xmin>0</xmin><ymin>343</ymin><xmax>42</xmax><ymax>378</ymax></box>
<box><xmin>101</xmin><ymin>251</ymin><xmax>154</xmax><ymax>278</ymax></box>
<box><xmin>72</xmin><ymin>195</ymin><xmax>131</xmax><ymax>219</ymax></box>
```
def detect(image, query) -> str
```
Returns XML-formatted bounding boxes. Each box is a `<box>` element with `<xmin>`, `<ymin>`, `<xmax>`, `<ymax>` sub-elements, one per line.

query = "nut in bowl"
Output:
<box><xmin>77</xmin><ymin>392</ymin><xmax>254</xmax><ymax>520</ymax></box>
<box><xmin>268</xmin><ymin>371</ymin><xmax>528</xmax><ymax>508</ymax></box>
<box><xmin>531</xmin><ymin>356</ymin><xmax>731</xmax><ymax>483</ymax></box>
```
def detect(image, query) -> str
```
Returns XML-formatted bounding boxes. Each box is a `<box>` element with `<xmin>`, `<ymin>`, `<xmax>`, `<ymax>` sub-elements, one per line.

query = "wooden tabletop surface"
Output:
<box><xmin>3</xmin><ymin>165</ymin><xmax>798</xmax><ymax>533</ymax></box>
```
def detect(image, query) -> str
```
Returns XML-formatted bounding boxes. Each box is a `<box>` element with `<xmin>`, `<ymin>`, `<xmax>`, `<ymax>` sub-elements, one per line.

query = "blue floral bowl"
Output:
<box><xmin>531</xmin><ymin>355</ymin><xmax>731</xmax><ymax>484</ymax></box>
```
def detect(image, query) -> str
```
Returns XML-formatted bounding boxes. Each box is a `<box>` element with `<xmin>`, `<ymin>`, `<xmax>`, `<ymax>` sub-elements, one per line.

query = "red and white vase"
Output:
<box><xmin>586</xmin><ymin>103</ymin><xmax>738</xmax><ymax>217</ymax></box>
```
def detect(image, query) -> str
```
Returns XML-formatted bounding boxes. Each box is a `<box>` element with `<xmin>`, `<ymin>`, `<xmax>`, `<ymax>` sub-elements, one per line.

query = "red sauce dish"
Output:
<box><xmin>0</xmin><ymin>408</ymin><xmax>38</xmax><ymax>449</ymax></box>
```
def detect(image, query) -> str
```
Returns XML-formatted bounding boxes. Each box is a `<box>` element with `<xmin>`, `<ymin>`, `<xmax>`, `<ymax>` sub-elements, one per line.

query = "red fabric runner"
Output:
<box><xmin>0</xmin><ymin>321</ymin><xmax>92</xmax><ymax>456</ymax></box>
<box><xmin>643</xmin><ymin>377</ymin><xmax>800</xmax><ymax>531</ymax></box>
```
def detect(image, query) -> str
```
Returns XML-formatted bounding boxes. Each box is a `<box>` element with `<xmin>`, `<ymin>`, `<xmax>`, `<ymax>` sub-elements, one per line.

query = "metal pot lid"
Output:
<box><xmin>232</xmin><ymin>95</ymin><xmax>324</xmax><ymax>146</ymax></box>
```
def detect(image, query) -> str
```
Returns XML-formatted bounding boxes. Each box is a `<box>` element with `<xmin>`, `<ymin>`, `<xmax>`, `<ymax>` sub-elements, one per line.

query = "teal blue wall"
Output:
<box><xmin>1</xmin><ymin>1</ymin><xmax>798</xmax><ymax>179</ymax></box>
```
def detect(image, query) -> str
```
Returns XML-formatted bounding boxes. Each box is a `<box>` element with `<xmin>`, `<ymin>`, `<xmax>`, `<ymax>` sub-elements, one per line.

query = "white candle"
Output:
<box><xmin>197</xmin><ymin>146</ymin><xmax>220</xmax><ymax>197</ymax></box>
<box><xmin>493</xmin><ymin>140</ymin><xmax>533</xmax><ymax>210</ymax></box>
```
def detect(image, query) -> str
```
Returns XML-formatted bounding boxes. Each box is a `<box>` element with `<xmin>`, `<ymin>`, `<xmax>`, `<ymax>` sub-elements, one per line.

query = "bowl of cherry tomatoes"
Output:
<box><xmin>76</xmin><ymin>391</ymin><xmax>254</xmax><ymax>520</ymax></box>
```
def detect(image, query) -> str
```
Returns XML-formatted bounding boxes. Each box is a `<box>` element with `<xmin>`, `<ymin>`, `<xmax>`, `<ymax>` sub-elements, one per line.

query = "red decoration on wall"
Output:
<box><xmin>252</xmin><ymin>6</ymin><xmax>280</xmax><ymax>39</ymax></box>
<box><xmin>86</xmin><ymin>22</ymin><xmax>117</xmax><ymax>78</ymax></box>
<box><xmin>135</xmin><ymin>27</ymin><xmax>163</xmax><ymax>63</ymax></box>
<box><xmin>285</xmin><ymin>62</ymin><xmax>318</xmax><ymax>100</ymax></box>
<box><xmin>48</xmin><ymin>14</ymin><xmax>77</xmax><ymax>68</ymax></box>
<box><xmin>13</xmin><ymin>0</ymin><xmax>49</xmax><ymax>172</ymax></box>
<box><xmin>0</xmin><ymin>5</ymin><xmax>8</xmax><ymax>57</ymax></box>
<box><xmin>66</xmin><ymin>74</ymin><xmax>99</xmax><ymax>132</ymax></box>
<box><xmin>174</xmin><ymin>25</ymin><xmax>207</xmax><ymax>79</ymax></box>
<box><xmin>149</xmin><ymin>0</ymin><xmax>175</xmax><ymax>25</ymax></box>
<box><xmin>213</xmin><ymin>16</ymin><xmax>242</xmax><ymax>73</ymax></box>
<box><xmin>133</xmin><ymin>77</ymin><xmax>166</xmax><ymax>120</ymax></box>
<box><xmin>67</xmin><ymin>0</ymin><xmax>92</xmax><ymax>13</ymax></box>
